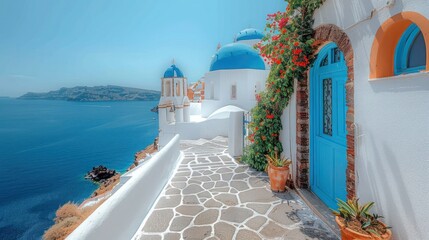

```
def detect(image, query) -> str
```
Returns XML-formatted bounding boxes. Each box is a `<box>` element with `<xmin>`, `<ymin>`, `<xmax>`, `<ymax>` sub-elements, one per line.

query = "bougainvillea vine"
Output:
<box><xmin>242</xmin><ymin>0</ymin><xmax>325</xmax><ymax>171</ymax></box>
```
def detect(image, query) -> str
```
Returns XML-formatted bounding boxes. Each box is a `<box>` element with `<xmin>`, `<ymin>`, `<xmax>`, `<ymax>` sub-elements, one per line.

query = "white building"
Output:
<box><xmin>158</xmin><ymin>29</ymin><xmax>269</xmax><ymax>146</ymax></box>
<box><xmin>278</xmin><ymin>1</ymin><xmax>429</xmax><ymax>239</ymax></box>
<box><xmin>202</xmin><ymin>40</ymin><xmax>269</xmax><ymax>117</ymax></box>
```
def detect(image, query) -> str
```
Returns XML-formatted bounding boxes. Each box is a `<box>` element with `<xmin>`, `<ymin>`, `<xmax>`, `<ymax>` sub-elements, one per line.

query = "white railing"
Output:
<box><xmin>67</xmin><ymin>134</ymin><xmax>182</xmax><ymax>240</ymax></box>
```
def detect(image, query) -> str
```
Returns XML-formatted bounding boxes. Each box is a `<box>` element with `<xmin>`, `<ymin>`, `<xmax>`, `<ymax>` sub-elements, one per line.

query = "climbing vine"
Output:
<box><xmin>242</xmin><ymin>0</ymin><xmax>325</xmax><ymax>171</ymax></box>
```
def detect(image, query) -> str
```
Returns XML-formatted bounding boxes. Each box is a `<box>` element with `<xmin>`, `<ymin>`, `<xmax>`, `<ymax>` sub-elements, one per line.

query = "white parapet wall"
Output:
<box><xmin>189</xmin><ymin>102</ymin><xmax>201</xmax><ymax>115</ymax></box>
<box><xmin>158</xmin><ymin>105</ymin><xmax>247</xmax><ymax>149</ymax></box>
<box><xmin>228</xmin><ymin>111</ymin><xmax>244</xmax><ymax>157</ymax></box>
<box><xmin>158</xmin><ymin>118</ymin><xmax>229</xmax><ymax>149</ymax></box>
<box><xmin>67</xmin><ymin>135</ymin><xmax>182</xmax><ymax>240</ymax></box>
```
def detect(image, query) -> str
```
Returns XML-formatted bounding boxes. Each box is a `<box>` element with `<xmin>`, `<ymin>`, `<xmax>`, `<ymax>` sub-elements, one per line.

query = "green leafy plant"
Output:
<box><xmin>266</xmin><ymin>151</ymin><xmax>292</xmax><ymax>168</ymax></box>
<box><xmin>242</xmin><ymin>0</ymin><xmax>325</xmax><ymax>171</ymax></box>
<box><xmin>333</xmin><ymin>198</ymin><xmax>390</xmax><ymax>236</ymax></box>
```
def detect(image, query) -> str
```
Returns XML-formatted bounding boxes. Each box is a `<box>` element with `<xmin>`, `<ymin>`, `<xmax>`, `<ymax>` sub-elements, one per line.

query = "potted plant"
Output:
<box><xmin>266</xmin><ymin>152</ymin><xmax>291</xmax><ymax>192</ymax></box>
<box><xmin>333</xmin><ymin>198</ymin><xmax>392</xmax><ymax>240</ymax></box>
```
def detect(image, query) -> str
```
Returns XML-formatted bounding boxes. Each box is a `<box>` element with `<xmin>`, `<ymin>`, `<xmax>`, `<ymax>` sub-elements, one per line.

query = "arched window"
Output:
<box><xmin>165</xmin><ymin>81</ymin><xmax>171</xmax><ymax>97</ymax></box>
<box><xmin>395</xmin><ymin>23</ymin><xmax>427</xmax><ymax>75</ymax></box>
<box><xmin>231</xmin><ymin>84</ymin><xmax>237</xmax><ymax>100</ymax></box>
<box><xmin>176</xmin><ymin>82</ymin><xmax>180</xmax><ymax>96</ymax></box>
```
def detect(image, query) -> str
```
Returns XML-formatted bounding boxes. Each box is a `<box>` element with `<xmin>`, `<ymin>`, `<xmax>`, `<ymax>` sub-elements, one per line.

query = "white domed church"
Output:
<box><xmin>158</xmin><ymin>28</ymin><xmax>269</xmax><ymax>147</ymax></box>
<box><xmin>202</xmin><ymin>28</ymin><xmax>269</xmax><ymax>117</ymax></box>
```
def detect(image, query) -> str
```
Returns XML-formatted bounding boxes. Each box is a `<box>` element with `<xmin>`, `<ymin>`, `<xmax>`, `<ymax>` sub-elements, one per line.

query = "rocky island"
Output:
<box><xmin>18</xmin><ymin>85</ymin><xmax>160</xmax><ymax>102</ymax></box>
<box><xmin>85</xmin><ymin>165</ymin><xmax>117</xmax><ymax>183</ymax></box>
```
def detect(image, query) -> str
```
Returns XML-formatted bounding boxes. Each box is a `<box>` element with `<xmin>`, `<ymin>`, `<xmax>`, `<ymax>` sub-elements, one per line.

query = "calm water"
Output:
<box><xmin>0</xmin><ymin>99</ymin><xmax>158</xmax><ymax>240</ymax></box>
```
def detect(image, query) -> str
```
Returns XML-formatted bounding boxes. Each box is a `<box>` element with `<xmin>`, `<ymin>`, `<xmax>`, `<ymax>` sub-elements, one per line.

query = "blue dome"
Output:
<box><xmin>164</xmin><ymin>64</ymin><xmax>184</xmax><ymax>78</ymax></box>
<box><xmin>210</xmin><ymin>43</ymin><xmax>266</xmax><ymax>71</ymax></box>
<box><xmin>236</xmin><ymin>28</ymin><xmax>264</xmax><ymax>41</ymax></box>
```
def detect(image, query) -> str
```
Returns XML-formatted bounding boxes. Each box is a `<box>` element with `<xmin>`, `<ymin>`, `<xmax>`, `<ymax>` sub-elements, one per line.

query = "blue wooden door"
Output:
<box><xmin>310</xmin><ymin>42</ymin><xmax>347</xmax><ymax>209</ymax></box>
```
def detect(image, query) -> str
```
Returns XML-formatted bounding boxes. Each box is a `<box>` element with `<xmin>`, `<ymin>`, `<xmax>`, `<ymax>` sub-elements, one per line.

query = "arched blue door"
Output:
<box><xmin>310</xmin><ymin>42</ymin><xmax>347</xmax><ymax>209</ymax></box>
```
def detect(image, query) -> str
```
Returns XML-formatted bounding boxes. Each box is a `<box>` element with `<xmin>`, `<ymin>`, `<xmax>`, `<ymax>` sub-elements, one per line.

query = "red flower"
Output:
<box><xmin>267</xmin><ymin>13</ymin><xmax>276</xmax><ymax>19</ymax></box>
<box><xmin>266</xmin><ymin>114</ymin><xmax>274</xmax><ymax>119</ymax></box>
<box><xmin>293</xmin><ymin>48</ymin><xmax>302</xmax><ymax>55</ymax></box>
<box><xmin>278</xmin><ymin>17</ymin><xmax>289</xmax><ymax>29</ymax></box>
<box><xmin>248</xmin><ymin>133</ymin><xmax>255</xmax><ymax>143</ymax></box>
<box><xmin>272</xmin><ymin>35</ymin><xmax>280</xmax><ymax>41</ymax></box>
<box><xmin>294</xmin><ymin>42</ymin><xmax>300</xmax><ymax>46</ymax></box>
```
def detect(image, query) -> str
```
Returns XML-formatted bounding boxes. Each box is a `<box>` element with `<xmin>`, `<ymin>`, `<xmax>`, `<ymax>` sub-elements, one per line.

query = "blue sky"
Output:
<box><xmin>0</xmin><ymin>0</ymin><xmax>286</xmax><ymax>97</ymax></box>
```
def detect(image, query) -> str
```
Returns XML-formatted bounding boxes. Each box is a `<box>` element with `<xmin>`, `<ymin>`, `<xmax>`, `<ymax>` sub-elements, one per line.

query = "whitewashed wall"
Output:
<box><xmin>307</xmin><ymin>1</ymin><xmax>429</xmax><ymax>239</ymax></box>
<box><xmin>202</xmin><ymin>99</ymin><xmax>258</xmax><ymax>118</ymax></box>
<box><xmin>189</xmin><ymin>102</ymin><xmax>201</xmax><ymax>115</ymax></box>
<box><xmin>67</xmin><ymin>135</ymin><xmax>182</xmax><ymax>240</ymax></box>
<box><xmin>202</xmin><ymin>69</ymin><xmax>268</xmax><ymax>117</ymax></box>
<box><xmin>158</xmin><ymin>118</ymin><xmax>229</xmax><ymax>148</ymax></box>
<box><xmin>279</xmin><ymin>80</ymin><xmax>297</xmax><ymax>181</ymax></box>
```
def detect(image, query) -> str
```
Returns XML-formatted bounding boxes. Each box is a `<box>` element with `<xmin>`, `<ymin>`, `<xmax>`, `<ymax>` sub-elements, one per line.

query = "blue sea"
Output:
<box><xmin>0</xmin><ymin>99</ymin><xmax>159</xmax><ymax>240</ymax></box>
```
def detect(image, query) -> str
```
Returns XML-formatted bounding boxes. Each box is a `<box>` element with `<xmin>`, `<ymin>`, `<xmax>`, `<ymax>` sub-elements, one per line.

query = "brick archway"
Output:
<box><xmin>296</xmin><ymin>24</ymin><xmax>355</xmax><ymax>200</ymax></box>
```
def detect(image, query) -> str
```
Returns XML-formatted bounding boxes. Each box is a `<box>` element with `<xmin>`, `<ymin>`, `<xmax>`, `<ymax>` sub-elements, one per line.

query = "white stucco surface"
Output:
<box><xmin>67</xmin><ymin>135</ymin><xmax>182</xmax><ymax>240</ymax></box>
<box><xmin>280</xmin><ymin>81</ymin><xmax>297</xmax><ymax>181</ymax></box>
<box><xmin>228</xmin><ymin>111</ymin><xmax>244</xmax><ymax>157</ymax></box>
<box><xmin>278</xmin><ymin>1</ymin><xmax>429</xmax><ymax>239</ymax></box>
<box><xmin>159</xmin><ymin>118</ymin><xmax>229</xmax><ymax>146</ymax></box>
<box><xmin>189</xmin><ymin>102</ymin><xmax>201</xmax><ymax>115</ymax></box>
<box><xmin>202</xmin><ymin>69</ymin><xmax>268</xmax><ymax>117</ymax></box>
<box><xmin>207</xmin><ymin>105</ymin><xmax>247</xmax><ymax>120</ymax></box>
<box><xmin>159</xmin><ymin>106</ymin><xmax>249</xmax><ymax>146</ymax></box>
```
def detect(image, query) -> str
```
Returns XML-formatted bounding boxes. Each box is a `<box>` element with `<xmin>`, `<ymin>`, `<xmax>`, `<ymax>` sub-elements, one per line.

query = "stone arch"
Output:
<box><xmin>370</xmin><ymin>11</ymin><xmax>429</xmax><ymax>79</ymax></box>
<box><xmin>296</xmin><ymin>24</ymin><xmax>356</xmax><ymax>200</ymax></box>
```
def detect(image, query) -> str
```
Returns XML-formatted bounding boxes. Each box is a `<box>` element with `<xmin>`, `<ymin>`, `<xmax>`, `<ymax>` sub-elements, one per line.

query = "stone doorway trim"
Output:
<box><xmin>295</xmin><ymin>24</ymin><xmax>356</xmax><ymax>200</ymax></box>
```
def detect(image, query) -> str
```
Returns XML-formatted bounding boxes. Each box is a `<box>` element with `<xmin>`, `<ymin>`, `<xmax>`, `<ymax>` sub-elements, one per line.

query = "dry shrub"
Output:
<box><xmin>43</xmin><ymin>200</ymin><xmax>105</xmax><ymax>240</ymax></box>
<box><xmin>44</xmin><ymin>216</ymin><xmax>80</xmax><ymax>240</ymax></box>
<box><xmin>54</xmin><ymin>202</ymin><xmax>81</xmax><ymax>223</ymax></box>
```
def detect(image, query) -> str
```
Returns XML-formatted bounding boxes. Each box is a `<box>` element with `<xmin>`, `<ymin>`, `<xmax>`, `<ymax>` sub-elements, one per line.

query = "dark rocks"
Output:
<box><xmin>151</xmin><ymin>106</ymin><xmax>159</xmax><ymax>113</ymax></box>
<box><xmin>85</xmin><ymin>165</ymin><xmax>117</xmax><ymax>182</ymax></box>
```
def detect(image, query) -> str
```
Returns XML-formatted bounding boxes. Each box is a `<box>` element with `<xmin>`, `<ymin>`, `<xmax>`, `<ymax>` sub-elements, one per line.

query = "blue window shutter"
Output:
<box><xmin>394</xmin><ymin>23</ymin><xmax>426</xmax><ymax>75</ymax></box>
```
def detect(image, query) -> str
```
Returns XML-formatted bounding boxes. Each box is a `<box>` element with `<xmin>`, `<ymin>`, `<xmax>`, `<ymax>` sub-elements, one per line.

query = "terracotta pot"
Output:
<box><xmin>335</xmin><ymin>216</ymin><xmax>392</xmax><ymax>240</ymax></box>
<box><xmin>267</xmin><ymin>164</ymin><xmax>289</xmax><ymax>192</ymax></box>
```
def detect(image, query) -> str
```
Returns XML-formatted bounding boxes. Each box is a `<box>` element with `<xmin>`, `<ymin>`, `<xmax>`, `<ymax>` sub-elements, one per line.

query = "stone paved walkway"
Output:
<box><xmin>136</xmin><ymin>137</ymin><xmax>338</xmax><ymax>240</ymax></box>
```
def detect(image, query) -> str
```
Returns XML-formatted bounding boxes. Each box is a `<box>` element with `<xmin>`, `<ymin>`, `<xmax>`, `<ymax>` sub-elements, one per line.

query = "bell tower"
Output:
<box><xmin>158</xmin><ymin>60</ymin><xmax>190</xmax><ymax>133</ymax></box>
